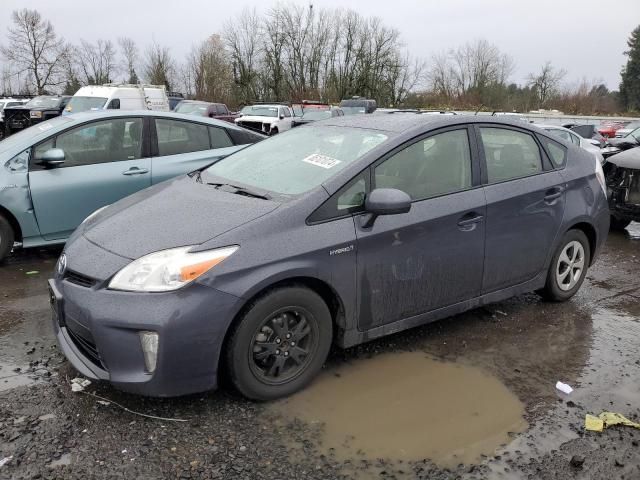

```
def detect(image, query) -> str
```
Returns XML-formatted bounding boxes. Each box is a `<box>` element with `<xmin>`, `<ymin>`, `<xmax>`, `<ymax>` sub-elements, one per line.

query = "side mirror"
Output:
<box><xmin>362</xmin><ymin>188</ymin><xmax>411</xmax><ymax>228</ymax></box>
<box><xmin>279</xmin><ymin>115</ymin><xmax>285</xmax><ymax>120</ymax></box>
<box><xmin>39</xmin><ymin>148</ymin><xmax>65</xmax><ymax>167</ymax></box>
<box><xmin>587</xmin><ymin>139</ymin><xmax>600</xmax><ymax>147</ymax></box>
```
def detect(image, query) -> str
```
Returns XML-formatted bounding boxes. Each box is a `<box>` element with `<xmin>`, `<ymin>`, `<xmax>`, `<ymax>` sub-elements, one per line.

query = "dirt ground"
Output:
<box><xmin>0</xmin><ymin>224</ymin><xmax>639</xmax><ymax>479</ymax></box>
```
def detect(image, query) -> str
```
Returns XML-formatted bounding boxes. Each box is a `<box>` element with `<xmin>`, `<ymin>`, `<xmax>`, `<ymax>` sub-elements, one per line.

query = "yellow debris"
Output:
<box><xmin>585</xmin><ymin>412</ymin><xmax>640</xmax><ymax>432</ymax></box>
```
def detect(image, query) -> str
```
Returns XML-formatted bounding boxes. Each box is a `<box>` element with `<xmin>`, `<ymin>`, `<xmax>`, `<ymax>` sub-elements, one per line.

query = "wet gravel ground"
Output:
<box><xmin>0</xmin><ymin>224</ymin><xmax>639</xmax><ymax>479</ymax></box>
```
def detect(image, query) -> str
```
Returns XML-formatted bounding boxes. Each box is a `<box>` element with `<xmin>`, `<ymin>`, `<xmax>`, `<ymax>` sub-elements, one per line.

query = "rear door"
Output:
<box><xmin>354</xmin><ymin>126</ymin><xmax>486</xmax><ymax>330</ymax></box>
<box><xmin>477</xmin><ymin>125</ymin><xmax>566</xmax><ymax>293</ymax></box>
<box><xmin>150</xmin><ymin>118</ymin><xmax>241</xmax><ymax>184</ymax></box>
<box><xmin>28</xmin><ymin>116</ymin><xmax>151</xmax><ymax>239</ymax></box>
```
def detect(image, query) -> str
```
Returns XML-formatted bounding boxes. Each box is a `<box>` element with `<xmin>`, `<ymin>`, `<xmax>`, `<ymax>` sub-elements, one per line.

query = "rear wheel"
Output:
<box><xmin>225</xmin><ymin>286</ymin><xmax>332</xmax><ymax>401</ymax></box>
<box><xmin>610</xmin><ymin>216</ymin><xmax>631</xmax><ymax>231</ymax></box>
<box><xmin>539</xmin><ymin>229</ymin><xmax>590</xmax><ymax>302</ymax></box>
<box><xmin>0</xmin><ymin>214</ymin><xmax>15</xmax><ymax>262</ymax></box>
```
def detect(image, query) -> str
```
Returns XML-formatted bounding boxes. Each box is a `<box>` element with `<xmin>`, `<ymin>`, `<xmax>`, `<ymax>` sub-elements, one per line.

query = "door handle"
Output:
<box><xmin>122</xmin><ymin>167</ymin><xmax>149</xmax><ymax>176</ymax></box>
<box><xmin>544</xmin><ymin>187</ymin><xmax>564</xmax><ymax>202</ymax></box>
<box><xmin>457</xmin><ymin>214</ymin><xmax>484</xmax><ymax>227</ymax></box>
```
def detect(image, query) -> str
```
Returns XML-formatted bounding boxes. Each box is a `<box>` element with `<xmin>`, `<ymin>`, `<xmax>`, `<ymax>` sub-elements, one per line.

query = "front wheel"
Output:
<box><xmin>539</xmin><ymin>230</ymin><xmax>590</xmax><ymax>302</ymax></box>
<box><xmin>610</xmin><ymin>216</ymin><xmax>631</xmax><ymax>231</ymax></box>
<box><xmin>0</xmin><ymin>214</ymin><xmax>15</xmax><ymax>262</ymax></box>
<box><xmin>225</xmin><ymin>286</ymin><xmax>332</xmax><ymax>401</ymax></box>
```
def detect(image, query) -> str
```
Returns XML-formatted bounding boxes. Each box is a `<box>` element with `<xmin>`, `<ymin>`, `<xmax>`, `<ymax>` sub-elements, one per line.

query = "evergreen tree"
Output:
<box><xmin>620</xmin><ymin>25</ymin><xmax>640</xmax><ymax>112</ymax></box>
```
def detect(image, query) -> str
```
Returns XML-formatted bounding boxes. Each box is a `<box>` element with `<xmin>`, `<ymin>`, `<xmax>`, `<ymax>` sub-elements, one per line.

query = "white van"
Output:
<box><xmin>64</xmin><ymin>84</ymin><xmax>170</xmax><ymax>115</ymax></box>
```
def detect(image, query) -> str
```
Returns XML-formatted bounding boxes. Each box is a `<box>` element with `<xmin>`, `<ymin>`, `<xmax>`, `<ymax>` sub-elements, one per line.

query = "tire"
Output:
<box><xmin>270</xmin><ymin>127</ymin><xmax>278</xmax><ymax>136</ymax></box>
<box><xmin>225</xmin><ymin>286</ymin><xmax>332</xmax><ymax>401</ymax></box>
<box><xmin>610</xmin><ymin>216</ymin><xmax>631</xmax><ymax>231</ymax></box>
<box><xmin>539</xmin><ymin>230</ymin><xmax>590</xmax><ymax>302</ymax></box>
<box><xmin>0</xmin><ymin>214</ymin><xmax>15</xmax><ymax>263</ymax></box>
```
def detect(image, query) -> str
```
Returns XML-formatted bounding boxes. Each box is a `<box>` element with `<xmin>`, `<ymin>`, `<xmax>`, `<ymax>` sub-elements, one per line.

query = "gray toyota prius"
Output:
<box><xmin>49</xmin><ymin>114</ymin><xmax>609</xmax><ymax>400</ymax></box>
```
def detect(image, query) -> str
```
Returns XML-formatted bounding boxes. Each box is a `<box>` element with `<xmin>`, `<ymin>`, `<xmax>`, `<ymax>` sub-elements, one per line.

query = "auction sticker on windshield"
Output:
<box><xmin>302</xmin><ymin>154</ymin><xmax>341</xmax><ymax>169</ymax></box>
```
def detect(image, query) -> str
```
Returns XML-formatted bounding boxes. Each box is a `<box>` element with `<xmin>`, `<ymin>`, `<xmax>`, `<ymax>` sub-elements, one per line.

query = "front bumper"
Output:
<box><xmin>49</xmin><ymin>276</ymin><xmax>242</xmax><ymax>397</ymax></box>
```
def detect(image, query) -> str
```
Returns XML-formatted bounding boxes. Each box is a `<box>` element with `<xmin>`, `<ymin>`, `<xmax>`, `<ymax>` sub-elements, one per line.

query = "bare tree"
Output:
<box><xmin>76</xmin><ymin>39</ymin><xmax>117</xmax><ymax>85</ymax></box>
<box><xmin>181</xmin><ymin>35</ymin><xmax>233</xmax><ymax>102</ymax></box>
<box><xmin>143</xmin><ymin>42</ymin><xmax>175</xmax><ymax>89</ymax></box>
<box><xmin>223</xmin><ymin>8</ymin><xmax>264</xmax><ymax>104</ymax></box>
<box><xmin>0</xmin><ymin>9</ymin><xmax>69</xmax><ymax>94</ymax></box>
<box><xmin>527</xmin><ymin>61</ymin><xmax>566</xmax><ymax>107</ymax></box>
<box><xmin>118</xmin><ymin>37</ymin><xmax>139</xmax><ymax>84</ymax></box>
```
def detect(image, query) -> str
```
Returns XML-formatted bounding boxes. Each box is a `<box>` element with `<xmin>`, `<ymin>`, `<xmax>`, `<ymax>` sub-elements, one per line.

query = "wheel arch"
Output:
<box><xmin>566</xmin><ymin>221</ymin><xmax>597</xmax><ymax>266</ymax></box>
<box><xmin>219</xmin><ymin>276</ymin><xmax>347</xmax><ymax>371</ymax></box>
<box><xmin>0</xmin><ymin>204</ymin><xmax>22</xmax><ymax>243</ymax></box>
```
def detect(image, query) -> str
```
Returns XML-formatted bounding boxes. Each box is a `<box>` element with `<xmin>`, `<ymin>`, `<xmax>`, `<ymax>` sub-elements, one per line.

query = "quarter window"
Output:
<box><xmin>34</xmin><ymin>118</ymin><xmax>143</xmax><ymax>168</ymax></box>
<box><xmin>156</xmin><ymin>119</ymin><xmax>210</xmax><ymax>156</ymax></box>
<box><xmin>374</xmin><ymin>129</ymin><xmax>472</xmax><ymax>201</ymax></box>
<box><xmin>308</xmin><ymin>172</ymin><xmax>368</xmax><ymax>223</ymax></box>
<box><xmin>209</xmin><ymin>127</ymin><xmax>233</xmax><ymax>148</ymax></box>
<box><xmin>480</xmin><ymin>127</ymin><xmax>542</xmax><ymax>183</ymax></box>
<box><xmin>541</xmin><ymin>137</ymin><xmax>567</xmax><ymax>168</ymax></box>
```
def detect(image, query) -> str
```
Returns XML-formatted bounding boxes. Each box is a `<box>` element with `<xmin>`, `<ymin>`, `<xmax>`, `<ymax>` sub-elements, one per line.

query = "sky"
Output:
<box><xmin>0</xmin><ymin>0</ymin><xmax>638</xmax><ymax>90</ymax></box>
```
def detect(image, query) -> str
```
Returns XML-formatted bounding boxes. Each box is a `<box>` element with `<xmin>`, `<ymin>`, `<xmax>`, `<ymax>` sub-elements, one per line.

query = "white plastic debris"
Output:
<box><xmin>97</xmin><ymin>400</ymin><xmax>111</xmax><ymax>406</ymax></box>
<box><xmin>556</xmin><ymin>381</ymin><xmax>573</xmax><ymax>394</ymax></box>
<box><xmin>0</xmin><ymin>456</ymin><xmax>13</xmax><ymax>467</ymax></box>
<box><xmin>71</xmin><ymin>377</ymin><xmax>91</xmax><ymax>392</ymax></box>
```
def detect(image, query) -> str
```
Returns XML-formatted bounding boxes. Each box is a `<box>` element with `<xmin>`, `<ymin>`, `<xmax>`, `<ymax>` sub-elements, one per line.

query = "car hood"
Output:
<box><xmin>82</xmin><ymin>175</ymin><xmax>280</xmax><ymax>259</ymax></box>
<box><xmin>607</xmin><ymin>148</ymin><xmax>640</xmax><ymax>169</ymax></box>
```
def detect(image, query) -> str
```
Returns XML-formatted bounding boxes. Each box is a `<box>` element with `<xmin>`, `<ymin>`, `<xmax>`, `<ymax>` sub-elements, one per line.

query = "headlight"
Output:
<box><xmin>30</xmin><ymin>111</ymin><xmax>43</xmax><ymax>119</ymax></box>
<box><xmin>109</xmin><ymin>245</ymin><xmax>238</xmax><ymax>292</ymax></box>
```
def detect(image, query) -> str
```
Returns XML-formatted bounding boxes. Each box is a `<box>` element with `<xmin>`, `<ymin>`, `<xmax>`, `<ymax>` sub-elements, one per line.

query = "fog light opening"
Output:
<box><xmin>139</xmin><ymin>331</ymin><xmax>159</xmax><ymax>373</ymax></box>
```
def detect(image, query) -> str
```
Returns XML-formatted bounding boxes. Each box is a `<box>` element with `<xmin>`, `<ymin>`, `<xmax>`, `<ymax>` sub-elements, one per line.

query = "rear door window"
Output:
<box><xmin>155</xmin><ymin>119</ymin><xmax>210</xmax><ymax>156</ymax></box>
<box><xmin>479</xmin><ymin>127</ymin><xmax>542</xmax><ymax>183</ymax></box>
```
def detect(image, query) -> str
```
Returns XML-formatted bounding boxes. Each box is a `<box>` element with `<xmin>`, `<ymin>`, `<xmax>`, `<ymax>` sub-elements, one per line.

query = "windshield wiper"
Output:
<box><xmin>189</xmin><ymin>170</ymin><xmax>203</xmax><ymax>183</ymax></box>
<box><xmin>207</xmin><ymin>182</ymin><xmax>271</xmax><ymax>200</ymax></box>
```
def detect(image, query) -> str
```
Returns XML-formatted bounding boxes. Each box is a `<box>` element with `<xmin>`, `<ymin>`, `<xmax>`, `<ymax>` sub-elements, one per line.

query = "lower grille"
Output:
<box><xmin>64</xmin><ymin>270</ymin><xmax>97</xmax><ymax>288</ymax></box>
<box><xmin>238</xmin><ymin>121</ymin><xmax>269</xmax><ymax>133</ymax></box>
<box><xmin>67</xmin><ymin>328</ymin><xmax>104</xmax><ymax>369</ymax></box>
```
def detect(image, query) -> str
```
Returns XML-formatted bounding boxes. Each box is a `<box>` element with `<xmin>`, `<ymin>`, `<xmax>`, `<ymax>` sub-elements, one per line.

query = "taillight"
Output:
<box><xmin>595</xmin><ymin>158</ymin><xmax>607</xmax><ymax>196</ymax></box>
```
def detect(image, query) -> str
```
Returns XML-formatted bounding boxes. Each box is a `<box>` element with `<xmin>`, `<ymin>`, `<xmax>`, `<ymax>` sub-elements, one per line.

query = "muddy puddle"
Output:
<box><xmin>270</xmin><ymin>351</ymin><xmax>527</xmax><ymax>469</ymax></box>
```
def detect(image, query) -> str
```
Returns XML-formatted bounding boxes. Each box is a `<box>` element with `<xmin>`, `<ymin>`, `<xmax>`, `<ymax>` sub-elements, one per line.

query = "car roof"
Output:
<box><xmin>320</xmin><ymin>113</ymin><xmax>535</xmax><ymax>136</ymax></box>
<box><xmin>62</xmin><ymin>110</ymin><xmax>236</xmax><ymax>128</ymax></box>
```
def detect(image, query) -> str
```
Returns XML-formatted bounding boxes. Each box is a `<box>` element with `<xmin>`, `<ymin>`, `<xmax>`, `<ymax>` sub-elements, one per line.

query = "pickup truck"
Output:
<box><xmin>174</xmin><ymin>100</ymin><xmax>239</xmax><ymax>124</ymax></box>
<box><xmin>3</xmin><ymin>95</ymin><xmax>71</xmax><ymax>137</ymax></box>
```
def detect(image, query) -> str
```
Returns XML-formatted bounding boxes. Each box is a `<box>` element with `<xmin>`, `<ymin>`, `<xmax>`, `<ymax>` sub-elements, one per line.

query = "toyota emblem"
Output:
<box><xmin>57</xmin><ymin>253</ymin><xmax>67</xmax><ymax>276</ymax></box>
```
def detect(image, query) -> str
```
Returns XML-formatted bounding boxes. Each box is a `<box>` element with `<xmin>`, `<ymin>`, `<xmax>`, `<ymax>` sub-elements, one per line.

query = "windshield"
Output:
<box><xmin>301</xmin><ymin>110</ymin><xmax>332</xmax><ymax>121</ymax></box>
<box><xmin>203</xmin><ymin>126</ymin><xmax>388</xmax><ymax>195</ymax></box>
<box><xmin>341</xmin><ymin>106</ymin><xmax>367</xmax><ymax>115</ymax></box>
<box><xmin>65</xmin><ymin>96</ymin><xmax>108</xmax><ymax>113</ymax></box>
<box><xmin>627</xmin><ymin>127</ymin><xmax>640</xmax><ymax>141</ymax></box>
<box><xmin>241</xmin><ymin>106</ymin><xmax>279</xmax><ymax>117</ymax></box>
<box><xmin>25</xmin><ymin>96</ymin><xmax>62</xmax><ymax>109</ymax></box>
<box><xmin>176</xmin><ymin>102</ymin><xmax>209</xmax><ymax>114</ymax></box>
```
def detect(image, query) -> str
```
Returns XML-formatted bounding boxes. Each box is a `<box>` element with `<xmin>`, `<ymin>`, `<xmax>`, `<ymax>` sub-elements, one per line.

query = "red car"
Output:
<box><xmin>292</xmin><ymin>100</ymin><xmax>330</xmax><ymax>116</ymax></box>
<box><xmin>597</xmin><ymin>121</ymin><xmax>627</xmax><ymax>139</ymax></box>
<box><xmin>174</xmin><ymin>100</ymin><xmax>238</xmax><ymax>124</ymax></box>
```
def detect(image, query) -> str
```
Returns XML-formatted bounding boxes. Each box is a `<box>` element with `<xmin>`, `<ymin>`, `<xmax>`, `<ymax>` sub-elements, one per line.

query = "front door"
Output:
<box><xmin>477</xmin><ymin>125</ymin><xmax>566</xmax><ymax>293</ymax></box>
<box><xmin>29</xmin><ymin>117</ymin><xmax>150</xmax><ymax>239</ymax></box>
<box><xmin>355</xmin><ymin>127</ymin><xmax>486</xmax><ymax>330</ymax></box>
